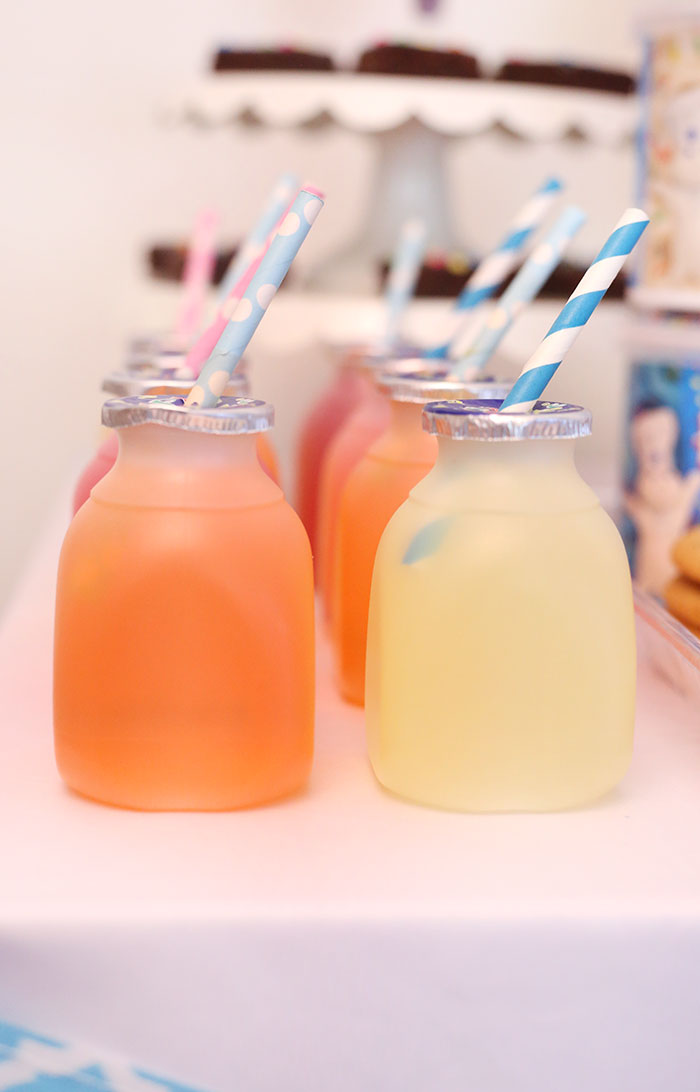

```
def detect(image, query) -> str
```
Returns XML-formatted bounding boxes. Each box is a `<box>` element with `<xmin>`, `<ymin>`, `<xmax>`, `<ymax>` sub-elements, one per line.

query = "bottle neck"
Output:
<box><xmin>92</xmin><ymin>423</ymin><xmax>282</xmax><ymax>509</ymax></box>
<box><xmin>411</xmin><ymin>435</ymin><xmax>599</xmax><ymax>514</ymax></box>
<box><xmin>370</xmin><ymin>400</ymin><xmax>437</xmax><ymax>465</ymax></box>
<box><xmin>390</xmin><ymin>399</ymin><xmax>424</xmax><ymax>434</ymax></box>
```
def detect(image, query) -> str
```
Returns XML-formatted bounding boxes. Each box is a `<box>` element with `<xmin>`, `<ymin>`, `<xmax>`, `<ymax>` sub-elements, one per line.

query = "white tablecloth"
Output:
<box><xmin>1</xmin><ymin>502</ymin><xmax>700</xmax><ymax>1092</ymax></box>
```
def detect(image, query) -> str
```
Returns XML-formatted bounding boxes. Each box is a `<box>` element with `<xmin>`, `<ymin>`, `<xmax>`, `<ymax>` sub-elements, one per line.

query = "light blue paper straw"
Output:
<box><xmin>425</xmin><ymin>176</ymin><xmax>563</xmax><ymax>359</ymax></box>
<box><xmin>455</xmin><ymin>205</ymin><xmax>586</xmax><ymax>378</ymax></box>
<box><xmin>217</xmin><ymin>172</ymin><xmax>299</xmax><ymax>303</ymax></box>
<box><xmin>381</xmin><ymin>218</ymin><xmax>428</xmax><ymax>349</ymax></box>
<box><xmin>188</xmin><ymin>188</ymin><xmax>324</xmax><ymax>408</ymax></box>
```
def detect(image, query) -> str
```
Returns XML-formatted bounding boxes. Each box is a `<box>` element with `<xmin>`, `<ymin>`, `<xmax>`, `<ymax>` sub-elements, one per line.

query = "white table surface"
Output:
<box><xmin>1</xmin><ymin>497</ymin><xmax>700</xmax><ymax>1092</ymax></box>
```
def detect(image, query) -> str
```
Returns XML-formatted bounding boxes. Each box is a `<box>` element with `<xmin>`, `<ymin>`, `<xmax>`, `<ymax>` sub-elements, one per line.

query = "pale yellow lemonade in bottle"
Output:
<box><xmin>365</xmin><ymin>398</ymin><xmax>636</xmax><ymax>812</ymax></box>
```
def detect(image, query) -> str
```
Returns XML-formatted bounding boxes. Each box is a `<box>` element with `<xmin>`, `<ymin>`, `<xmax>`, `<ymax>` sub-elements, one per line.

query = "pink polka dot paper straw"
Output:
<box><xmin>174</xmin><ymin>208</ymin><xmax>219</xmax><ymax>342</ymax></box>
<box><xmin>186</xmin><ymin>188</ymin><xmax>324</xmax><ymax>408</ymax></box>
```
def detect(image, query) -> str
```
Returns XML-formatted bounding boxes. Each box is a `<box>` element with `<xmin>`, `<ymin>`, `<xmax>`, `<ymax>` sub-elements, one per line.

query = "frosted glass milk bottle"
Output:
<box><xmin>56</xmin><ymin>394</ymin><xmax>314</xmax><ymax>811</ymax></box>
<box><xmin>365</xmin><ymin>399</ymin><xmax>636</xmax><ymax>812</ymax></box>
<box><xmin>333</xmin><ymin>367</ymin><xmax>511</xmax><ymax>705</ymax></box>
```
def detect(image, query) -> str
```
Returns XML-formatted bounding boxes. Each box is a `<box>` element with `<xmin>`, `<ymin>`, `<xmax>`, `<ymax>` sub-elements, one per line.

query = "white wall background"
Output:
<box><xmin>1</xmin><ymin>0</ymin><xmax>650</xmax><ymax>608</ymax></box>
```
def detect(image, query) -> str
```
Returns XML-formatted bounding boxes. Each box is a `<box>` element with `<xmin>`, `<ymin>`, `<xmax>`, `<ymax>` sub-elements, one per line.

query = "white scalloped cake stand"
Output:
<box><xmin>162</xmin><ymin>72</ymin><xmax>638</xmax><ymax>290</ymax></box>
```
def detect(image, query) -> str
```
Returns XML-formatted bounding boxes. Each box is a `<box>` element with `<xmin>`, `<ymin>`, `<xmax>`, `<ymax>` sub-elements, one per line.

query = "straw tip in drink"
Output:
<box><xmin>542</xmin><ymin>177</ymin><xmax>564</xmax><ymax>194</ymax></box>
<box><xmin>301</xmin><ymin>184</ymin><xmax>325</xmax><ymax>200</ymax></box>
<box><xmin>185</xmin><ymin>387</ymin><xmax>203</xmax><ymax>408</ymax></box>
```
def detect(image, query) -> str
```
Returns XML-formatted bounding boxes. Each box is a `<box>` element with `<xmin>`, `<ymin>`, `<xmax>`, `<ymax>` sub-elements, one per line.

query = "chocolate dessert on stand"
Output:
<box><xmin>212</xmin><ymin>47</ymin><xmax>335</xmax><ymax>72</ymax></box>
<box><xmin>148</xmin><ymin>244</ymin><xmax>237</xmax><ymax>287</ymax></box>
<box><xmin>147</xmin><ymin>243</ymin><xmax>300</xmax><ymax>291</ymax></box>
<box><xmin>496</xmin><ymin>59</ymin><xmax>635</xmax><ymax>94</ymax></box>
<box><xmin>378</xmin><ymin>252</ymin><xmax>472</xmax><ymax>297</ymax></box>
<box><xmin>356</xmin><ymin>43</ymin><xmax>481</xmax><ymax>79</ymax></box>
<box><xmin>377</xmin><ymin>254</ymin><xmax>627</xmax><ymax>300</ymax></box>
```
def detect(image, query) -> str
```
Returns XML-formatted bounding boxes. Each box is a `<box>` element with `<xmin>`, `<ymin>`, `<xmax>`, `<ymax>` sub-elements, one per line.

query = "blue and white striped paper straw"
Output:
<box><xmin>455</xmin><ymin>205</ymin><xmax>586</xmax><ymax>378</ymax></box>
<box><xmin>499</xmin><ymin>207</ymin><xmax>649</xmax><ymax>414</ymax></box>
<box><xmin>380</xmin><ymin>218</ymin><xmax>427</xmax><ymax>349</ymax></box>
<box><xmin>426</xmin><ymin>176</ymin><xmax>563</xmax><ymax>359</ymax></box>
<box><xmin>216</xmin><ymin>172</ymin><xmax>299</xmax><ymax>304</ymax></box>
<box><xmin>187</xmin><ymin>187</ymin><xmax>324</xmax><ymax>408</ymax></box>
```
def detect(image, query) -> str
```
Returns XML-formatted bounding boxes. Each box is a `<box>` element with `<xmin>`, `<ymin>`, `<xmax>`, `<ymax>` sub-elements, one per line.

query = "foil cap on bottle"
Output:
<box><xmin>376</xmin><ymin>361</ymin><xmax>512</xmax><ymax>404</ymax></box>
<box><xmin>102</xmin><ymin>395</ymin><xmax>274</xmax><ymax>434</ymax></box>
<box><xmin>422</xmin><ymin>399</ymin><xmax>592</xmax><ymax>441</ymax></box>
<box><xmin>126</xmin><ymin>331</ymin><xmax>190</xmax><ymax>367</ymax></box>
<box><xmin>124</xmin><ymin>336</ymin><xmax>251</xmax><ymax>376</ymax></box>
<box><xmin>354</xmin><ymin>344</ymin><xmax>423</xmax><ymax>372</ymax></box>
<box><xmin>102</xmin><ymin>366</ymin><xmax>249</xmax><ymax>399</ymax></box>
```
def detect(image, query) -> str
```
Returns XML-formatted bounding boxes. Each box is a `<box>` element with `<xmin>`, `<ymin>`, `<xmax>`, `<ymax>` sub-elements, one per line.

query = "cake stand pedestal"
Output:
<box><xmin>316</xmin><ymin>118</ymin><xmax>455</xmax><ymax>291</ymax></box>
<box><xmin>162</xmin><ymin>72</ymin><xmax>637</xmax><ymax>290</ymax></box>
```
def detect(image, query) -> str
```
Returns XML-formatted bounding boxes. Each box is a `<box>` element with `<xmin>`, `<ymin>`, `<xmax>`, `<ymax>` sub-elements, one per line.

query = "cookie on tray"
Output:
<box><xmin>672</xmin><ymin>526</ymin><xmax>700</xmax><ymax>584</ymax></box>
<box><xmin>666</xmin><ymin>574</ymin><xmax>700</xmax><ymax>630</ymax></box>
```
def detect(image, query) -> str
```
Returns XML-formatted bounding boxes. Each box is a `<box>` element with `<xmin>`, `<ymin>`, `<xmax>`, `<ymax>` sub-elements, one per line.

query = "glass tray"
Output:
<box><xmin>634</xmin><ymin>584</ymin><xmax>700</xmax><ymax>704</ymax></box>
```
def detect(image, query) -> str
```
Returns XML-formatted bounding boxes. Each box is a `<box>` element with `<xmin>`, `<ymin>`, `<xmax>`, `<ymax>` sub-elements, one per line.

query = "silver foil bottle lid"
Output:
<box><xmin>376</xmin><ymin>360</ymin><xmax>512</xmax><ymax>404</ymax></box>
<box><xmin>422</xmin><ymin>399</ymin><xmax>592</xmax><ymax>441</ymax></box>
<box><xmin>124</xmin><ymin>337</ymin><xmax>251</xmax><ymax>375</ymax></box>
<box><xmin>102</xmin><ymin>366</ymin><xmax>250</xmax><ymax>399</ymax></box>
<box><xmin>354</xmin><ymin>344</ymin><xmax>422</xmax><ymax>372</ymax></box>
<box><xmin>126</xmin><ymin>331</ymin><xmax>190</xmax><ymax>365</ymax></box>
<box><xmin>102</xmin><ymin>395</ymin><xmax>274</xmax><ymax>434</ymax></box>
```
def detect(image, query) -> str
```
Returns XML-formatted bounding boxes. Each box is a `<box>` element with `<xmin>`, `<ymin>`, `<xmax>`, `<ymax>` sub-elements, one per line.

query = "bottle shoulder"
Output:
<box><xmin>375</xmin><ymin>494</ymin><xmax>629</xmax><ymax>581</ymax></box>
<box><xmin>59</xmin><ymin>490</ymin><xmax>312</xmax><ymax>570</ymax></box>
<box><xmin>408</xmin><ymin>454</ymin><xmax>602</xmax><ymax>515</ymax></box>
<box><xmin>91</xmin><ymin>461</ymin><xmax>286</xmax><ymax>511</ymax></box>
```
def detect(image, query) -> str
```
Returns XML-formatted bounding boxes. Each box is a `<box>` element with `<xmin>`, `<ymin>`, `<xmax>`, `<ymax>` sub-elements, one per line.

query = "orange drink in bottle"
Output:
<box><xmin>256</xmin><ymin>430</ymin><xmax>281</xmax><ymax>484</ymax></box>
<box><xmin>73</xmin><ymin>431</ymin><xmax>120</xmax><ymax>516</ymax></box>
<box><xmin>296</xmin><ymin>343</ymin><xmax>367</xmax><ymax>555</ymax></box>
<box><xmin>316</xmin><ymin>347</ymin><xmax>417</xmax><ymax>621</ymax></box>
<box><xmin>333</xmin><ymin>367</ymin><xmax>511</xmax><ymax>704</ymax></box>
<box><xmin>56</xmin><ymin>394</ymin><xmax>314</xmax><ymax>810</ymax></box>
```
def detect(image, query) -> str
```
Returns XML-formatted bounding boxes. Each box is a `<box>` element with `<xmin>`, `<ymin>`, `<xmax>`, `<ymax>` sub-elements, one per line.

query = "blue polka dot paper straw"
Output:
<box><xmin>217</xmin><ymin>172</ymin><xmax>299</xmax><ymax>304</ymax></box>
<box><xmin>499</xmin><ymin>207</ymin><xmax>649</xmax><ymax>414</ymax></box>
<box><xmin>381</xmin><ymin>218</ymin><xmax>427</xmax><ymax>349</ymax></box>
<box><xmin>455</xmin><ymin>205</ymin><xmax>586</xmax><ymax>379</ymax></box>
<box><xmin>426</xmin><ymin>177</ymin><xmax>563</xmax><ymax>359</ymax></box>
<box><xmin>187</xmin><ymin>187</ymin><xmax>324</xmax><ymax>408</ymax></box>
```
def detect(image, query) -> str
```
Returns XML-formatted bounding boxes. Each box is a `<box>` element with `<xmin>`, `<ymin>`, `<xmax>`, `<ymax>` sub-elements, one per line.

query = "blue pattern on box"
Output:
<box><xmin>0</xmin><ymin>1022</ymin><xmax>210</xmax><ymax>1092</ymax></box>
<box><xmin>622</xmin><ymin>359</ymin><xmax>700</xmax><ymax>574</ymax></box>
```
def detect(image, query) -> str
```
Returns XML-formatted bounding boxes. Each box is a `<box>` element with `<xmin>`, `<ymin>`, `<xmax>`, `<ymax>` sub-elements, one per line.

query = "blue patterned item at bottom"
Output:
<box><xmin>0</xmin><ymin>1022</ymin><xmax>210</xmax><ymax>1092</ymax></box>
